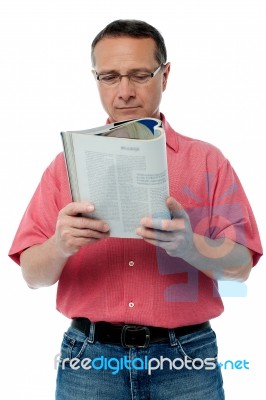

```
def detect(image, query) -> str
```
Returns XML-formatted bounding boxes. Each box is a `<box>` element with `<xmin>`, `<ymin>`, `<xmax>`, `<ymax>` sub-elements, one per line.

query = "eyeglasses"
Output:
<box><xmin>94</xmin><ymin>64</ymin><xmax>163</xmax><ymax>86</ymax></box>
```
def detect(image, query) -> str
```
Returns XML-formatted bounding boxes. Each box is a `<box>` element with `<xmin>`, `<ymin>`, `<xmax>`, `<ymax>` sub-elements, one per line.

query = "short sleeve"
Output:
<box><xmin>206</xmin><ymin>159</ymin><xmax>262</xmax><ymax>266</ymax></box>
<box><xmin>8</xmin><ymin>153</ymin><xmax>72</xmax><ymax>264</ymax></box>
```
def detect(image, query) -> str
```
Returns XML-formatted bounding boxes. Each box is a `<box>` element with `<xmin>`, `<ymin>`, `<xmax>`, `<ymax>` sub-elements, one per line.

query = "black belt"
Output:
<box><xmin>71</xmin><ymin>318</ymin><xmax>210</xmax><ymax>348</ymax></box>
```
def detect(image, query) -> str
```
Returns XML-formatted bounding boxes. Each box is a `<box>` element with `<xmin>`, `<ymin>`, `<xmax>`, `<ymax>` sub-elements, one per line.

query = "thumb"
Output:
<box><xmin>166</xmin><ymin>197</ymin><xmax>185</xmax><ymax>219</ymax></box>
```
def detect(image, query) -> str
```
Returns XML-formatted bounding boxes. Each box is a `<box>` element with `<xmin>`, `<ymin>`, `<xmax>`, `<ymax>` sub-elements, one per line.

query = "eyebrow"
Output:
<box><xmin>97</xmin><ymin>67</ymin><xmax>153</xmax><ymax>75</ymax></box>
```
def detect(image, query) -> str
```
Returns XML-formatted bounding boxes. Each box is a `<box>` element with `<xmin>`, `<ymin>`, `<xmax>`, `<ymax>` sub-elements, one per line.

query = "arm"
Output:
<box><xmin>20</xmin><ymin>202</ymin><xmax>110</xmax><ymax>289</ymax></box>
<box><xmin>136</xmin><ymin>197</ymin><xmax>253</xmax><ymax>282</ymax></box>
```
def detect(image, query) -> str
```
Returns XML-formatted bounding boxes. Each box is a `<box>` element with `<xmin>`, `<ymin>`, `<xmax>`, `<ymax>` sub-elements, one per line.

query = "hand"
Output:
<box><xmin>136</xmin><ymin>197</ymin><xmax>193</xmax><ymax>258</ymax></box>
<box><xmin>55</xmin><ymin>202</ymin><xmax>110</xmax><ymax>257</ymax></box>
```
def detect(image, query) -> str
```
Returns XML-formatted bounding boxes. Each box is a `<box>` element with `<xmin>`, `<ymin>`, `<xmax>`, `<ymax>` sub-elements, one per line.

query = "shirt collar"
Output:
<box><xmin>160</xmin><ymin>113</ymin><xmax>179</xmax><ymax>153</ymax></box>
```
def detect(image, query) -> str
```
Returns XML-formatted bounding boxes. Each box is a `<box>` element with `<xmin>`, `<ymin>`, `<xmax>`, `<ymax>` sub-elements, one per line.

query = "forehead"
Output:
<box><xmin>93</xmin><ymin>37</ymin><xmax>157</xmax><ymax>70</ymax></box>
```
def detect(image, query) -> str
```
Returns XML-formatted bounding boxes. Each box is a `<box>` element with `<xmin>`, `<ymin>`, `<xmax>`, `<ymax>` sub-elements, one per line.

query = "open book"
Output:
<box><xmin>61</xmin><ymin>118</ymin><xmax>170</xmax><ymax>238</ymax></box>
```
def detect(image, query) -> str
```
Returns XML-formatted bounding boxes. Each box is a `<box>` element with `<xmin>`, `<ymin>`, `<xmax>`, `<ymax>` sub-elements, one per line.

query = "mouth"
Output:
<box><xmin>116</xmin><ymin>107</ymin><xmax>140</xmax><ymax>110</ymax></box>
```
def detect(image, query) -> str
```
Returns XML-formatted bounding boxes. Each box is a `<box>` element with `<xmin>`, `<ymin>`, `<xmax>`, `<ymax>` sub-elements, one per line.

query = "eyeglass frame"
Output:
<box><xmin>93</xmin><ymin>64</ymin><xmax>165</xmax><ymax>86</ymax></box>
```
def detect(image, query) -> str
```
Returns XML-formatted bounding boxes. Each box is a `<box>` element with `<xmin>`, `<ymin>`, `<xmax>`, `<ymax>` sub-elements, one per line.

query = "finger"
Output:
<box><xmin>166</xmin><ymin>197</ymin><xmax>186</xmax><ymax>219</ymax></box>
<box><xmin>70</xmin><ymin>216</ymin><xmax>110</xmax><ymax>233</ymax></box>
<box><xmin>142</xmin><ymin>237</ymin><xmax>179</xmax><ymax>252</ymax></box>
<box><xmin>61</xmin><ymin>202</ymin><xmax>95</xmax><ymax>217</ymax></box>
<box><xmin>58</xmin><ymin>227</ymin><xmax>109</xmax><ymax>254</ymax></box>
<box><xmin>58</xmin><ymin>205</ymin><xmax>110</xmax><ymax>232</ymax></box>
<box><xmin>60</xmin><ymin>236</ymin><xmax>100</xmax><ymax>255</ymax></box>
<box><xmin>69</xmin><ymin>227</ymin><xmax>110</xmax><ymax>240</ymax></box>
<box><xmin>136</xmin><ymin>226</ymin><xmax>176</xmax><ymax>241</ymax></box>
<box><xmin>140</xmin><ymin>216</ymin><xmax>185</xmax><ymax>232</ymax></box>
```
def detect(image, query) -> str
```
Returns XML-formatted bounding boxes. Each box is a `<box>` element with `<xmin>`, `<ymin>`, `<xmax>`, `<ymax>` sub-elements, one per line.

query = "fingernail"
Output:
<box><xmin>103</xmin><ymin>224</ymin><xmax>110</xmax><ymax>232</ymax></box>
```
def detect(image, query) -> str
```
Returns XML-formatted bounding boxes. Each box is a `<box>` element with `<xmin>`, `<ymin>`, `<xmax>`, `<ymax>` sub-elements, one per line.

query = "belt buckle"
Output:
<box><xmin>121</xmin><ymin>325</ymin><xmax>150</xmax><ymax>348</ymax></box>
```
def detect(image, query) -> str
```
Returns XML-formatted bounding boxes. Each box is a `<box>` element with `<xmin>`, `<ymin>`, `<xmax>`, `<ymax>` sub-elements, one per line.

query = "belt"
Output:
<box><xmin>71</xmin><ymin>318</ymin><xmax>210</xmax><ymax>348</ymax></box>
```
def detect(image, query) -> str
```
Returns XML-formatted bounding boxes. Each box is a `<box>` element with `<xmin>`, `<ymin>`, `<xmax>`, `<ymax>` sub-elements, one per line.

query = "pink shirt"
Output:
<box><xmin>9</xmin><ymin>115</ymin><xmax>263</xmax><ymax>328</ymax></box>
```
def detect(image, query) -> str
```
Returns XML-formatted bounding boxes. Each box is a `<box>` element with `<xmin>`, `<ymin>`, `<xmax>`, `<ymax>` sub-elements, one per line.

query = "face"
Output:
<box><xmin>92</xmin><ymin>37</ymin><xmax>170</xmax><ymax>122</ymax></box>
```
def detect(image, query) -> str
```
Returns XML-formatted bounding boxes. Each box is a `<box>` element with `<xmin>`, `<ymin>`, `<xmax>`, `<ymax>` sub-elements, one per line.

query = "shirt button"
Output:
<box><xmin>128</xmin><ymin>261</ymin><xmax>134</xmax><ymax>267</ymax></box>
<box><xmin>129</xmin><ymin>302</ymin><xmax>135</xmax><ymax>308</ymax></box>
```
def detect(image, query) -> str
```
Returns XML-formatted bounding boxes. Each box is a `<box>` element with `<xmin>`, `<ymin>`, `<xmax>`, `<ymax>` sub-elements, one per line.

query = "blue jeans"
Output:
<box><xmin>56</xmin><ymin>324</ymin><xmax>225</xmax><ymax>399</ymax></box>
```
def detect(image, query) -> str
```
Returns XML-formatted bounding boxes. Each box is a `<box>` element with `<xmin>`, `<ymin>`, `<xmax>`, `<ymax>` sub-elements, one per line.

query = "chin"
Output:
<box><xmin>114</xmin><ymin>109</ymin><xmax>146</xmax><ymax>122</ymax></box>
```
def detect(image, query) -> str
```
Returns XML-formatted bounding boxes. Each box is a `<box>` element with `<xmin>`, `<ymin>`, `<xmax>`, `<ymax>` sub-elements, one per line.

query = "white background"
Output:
<box><xmin>0</xmin><ymin>0</ymin><xmax>265</xmax><ymax>399</ymax></box>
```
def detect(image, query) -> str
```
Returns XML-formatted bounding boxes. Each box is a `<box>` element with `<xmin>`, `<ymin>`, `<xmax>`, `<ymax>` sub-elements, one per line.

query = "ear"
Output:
<box><xmin>162</xmin><ymin>62</ymin><xmax>171</xmax><ymax>91</ymax></box>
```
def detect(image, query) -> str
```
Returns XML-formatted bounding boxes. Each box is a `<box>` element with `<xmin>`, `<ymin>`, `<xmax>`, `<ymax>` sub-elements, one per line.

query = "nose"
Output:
<box><xmin>117</xmin><ymin>76</ymin><xmax>136</xmax><ymax>102</ymax></box>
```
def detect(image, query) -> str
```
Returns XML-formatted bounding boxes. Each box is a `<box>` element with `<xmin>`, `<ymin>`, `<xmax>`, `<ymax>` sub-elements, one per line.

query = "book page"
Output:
<box><xmin>70</xmin><ymin>130</ymin><xmax>170</xmax><ymax>238</ymax></box>
<box><xmin>101</xmin><ymin>121</ymin><xmax>156</xmax><ymax>139</ymax></box>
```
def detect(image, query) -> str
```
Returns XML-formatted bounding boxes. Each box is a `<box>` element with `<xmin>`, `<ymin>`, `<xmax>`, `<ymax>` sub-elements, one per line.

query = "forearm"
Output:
<box><xmin>183</xmin><ymin>234</ymin><xmax>253</xmax><ymax>281</ymax></box>
<box><xmin>19</xmin><ymin>202</ymin><xmax>110</xmax><ymax>289</ymax></box>
<box><xmin>137</xmin><ymin>197</ymin><xmax>254</xmax><ymax>282</ymax></box>
<box><xmin>20</xmin><ymin>235</ymin><xmax>69</xmax><ymax>289</ymax></box>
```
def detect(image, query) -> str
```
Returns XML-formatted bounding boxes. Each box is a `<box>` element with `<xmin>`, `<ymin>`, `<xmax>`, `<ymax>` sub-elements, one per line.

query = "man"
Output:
<box><xmin>9</xmin><ymin>20</ymin><xmax>262</xmax><ymax>399</ymax></box>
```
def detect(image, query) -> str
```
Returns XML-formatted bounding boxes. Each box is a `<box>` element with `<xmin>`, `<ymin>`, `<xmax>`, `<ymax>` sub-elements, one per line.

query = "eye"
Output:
<box><xmin>131</xmin><ymin>73</ymin><xmax>151</xmax><ymax>83</ymax></box>
<box><xmin>100</xmin><ymin>74</ymin><xmax>119</xmax><ymax>84</ymax></box>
